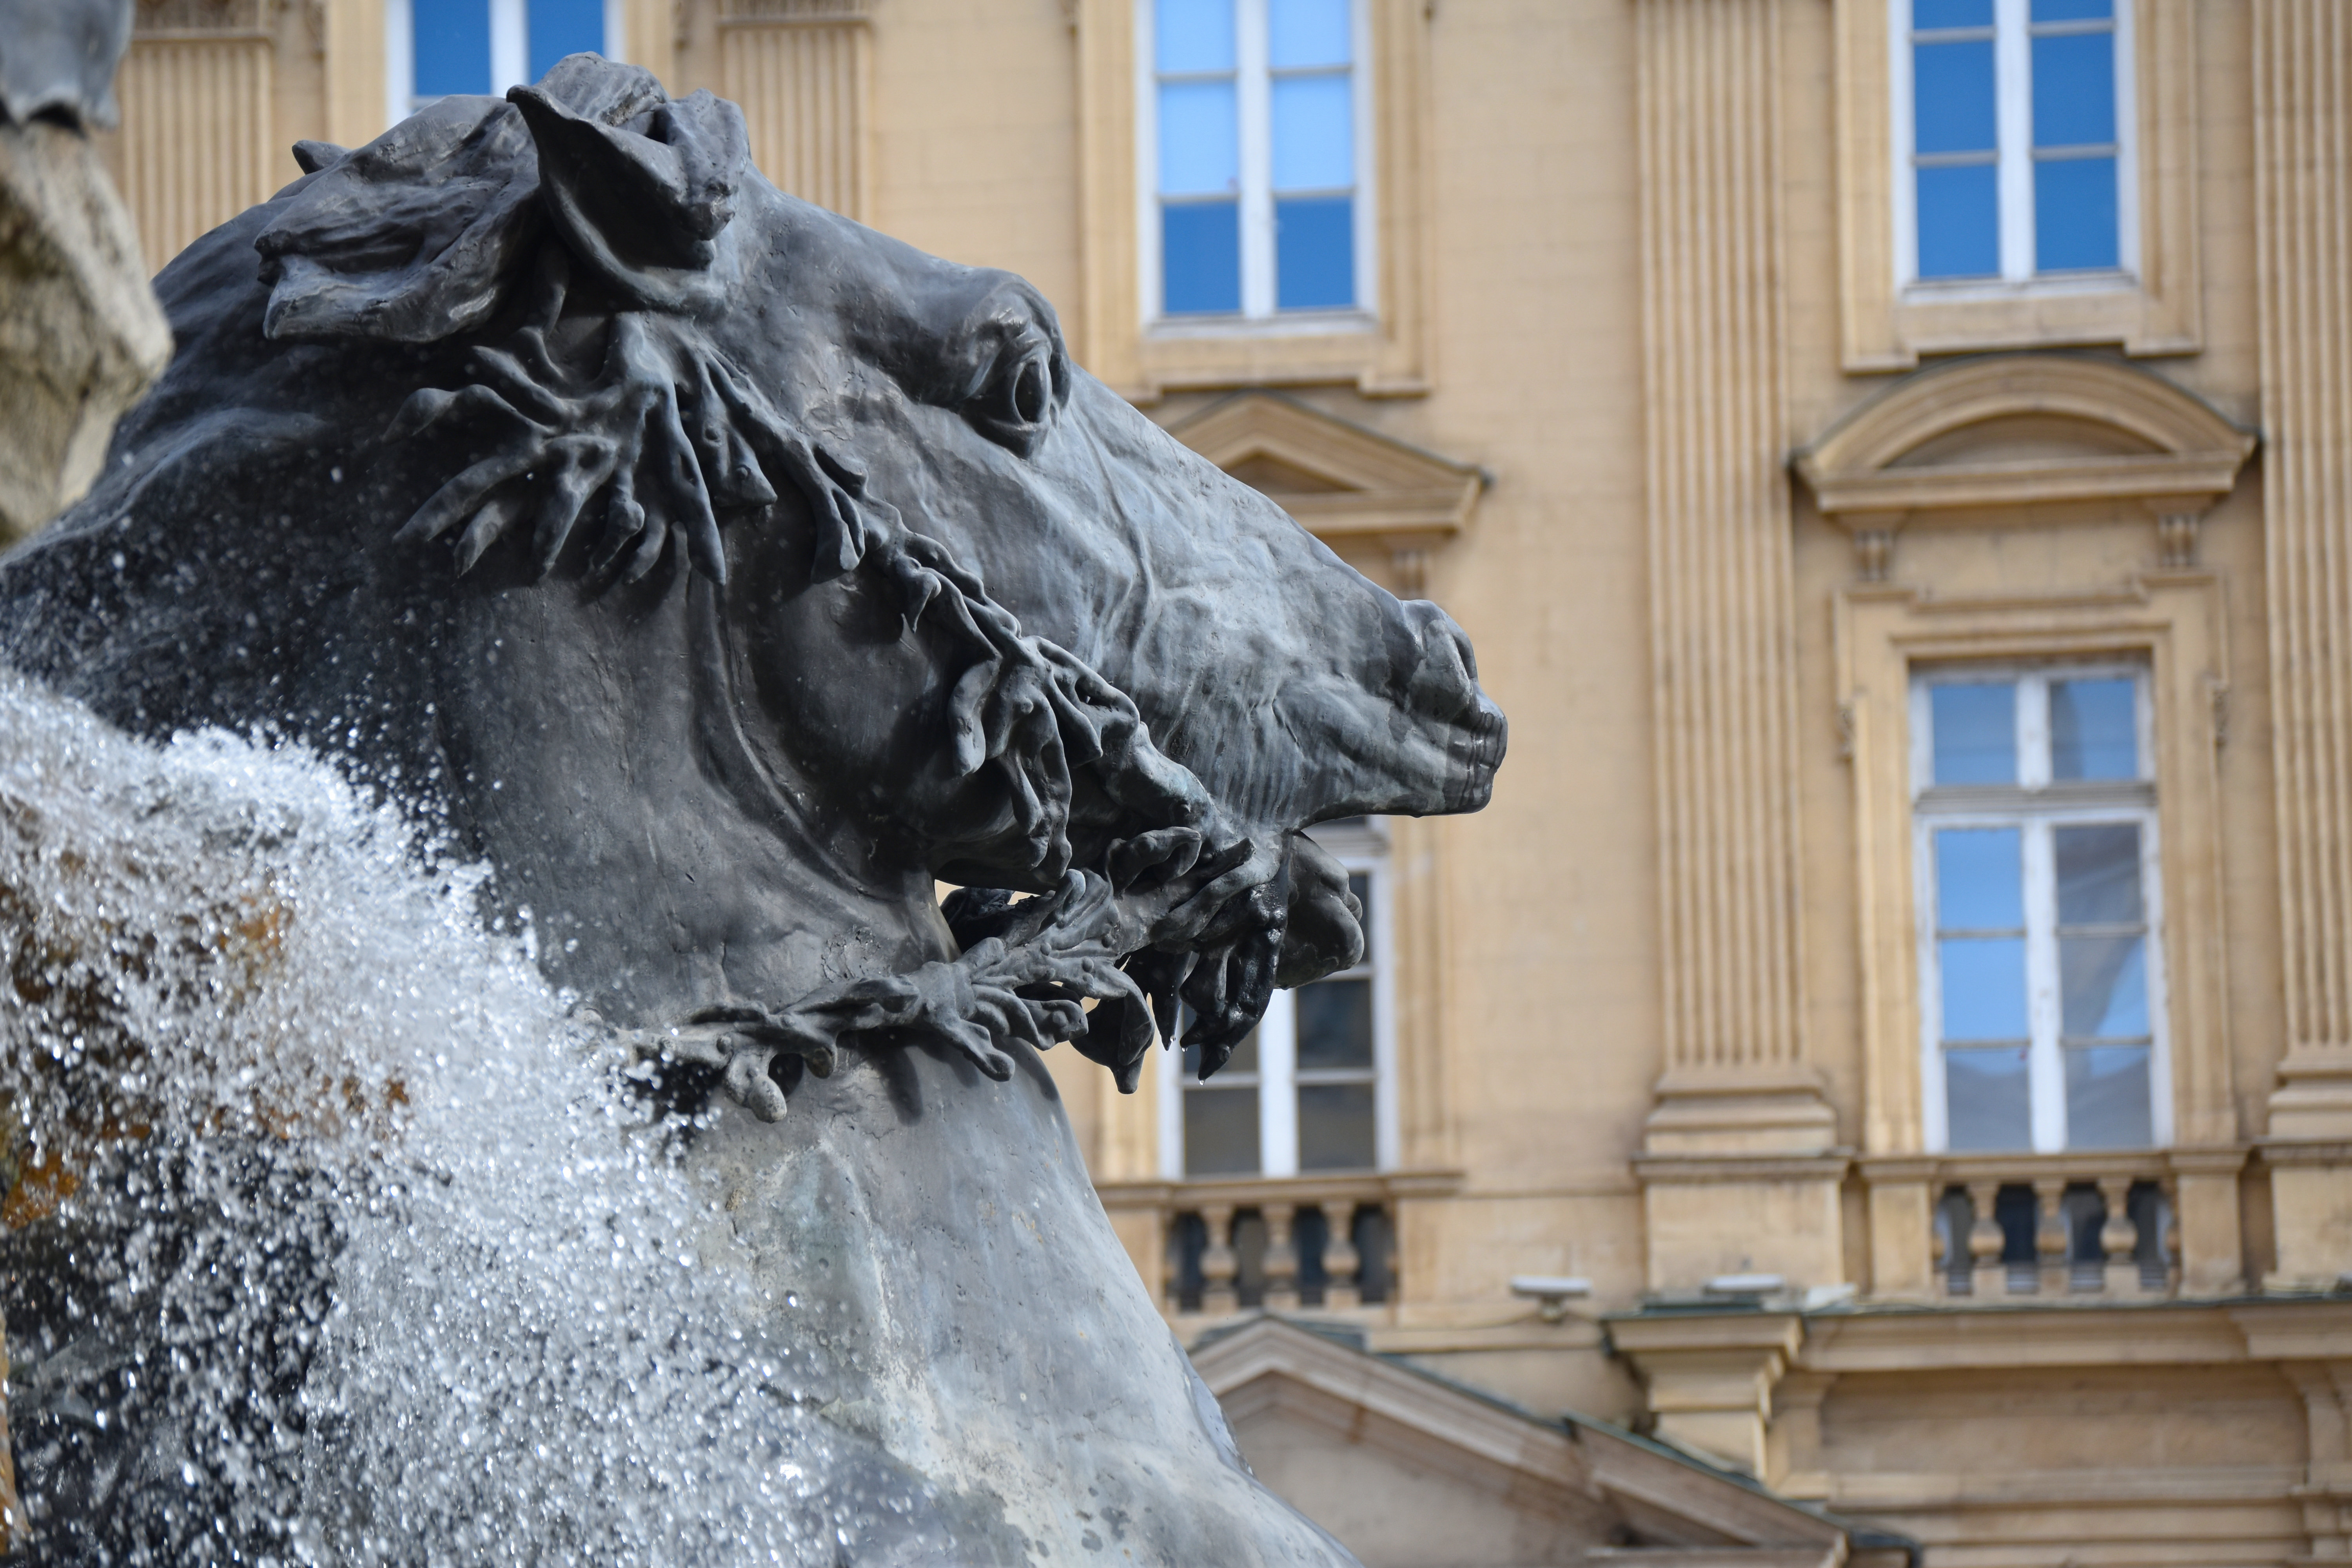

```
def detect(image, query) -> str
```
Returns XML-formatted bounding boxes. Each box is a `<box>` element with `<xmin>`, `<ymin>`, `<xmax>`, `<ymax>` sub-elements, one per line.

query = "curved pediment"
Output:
<box><xmin>1794</xmin><ymin>356</ymin><xmax>2256</xmax><ymax>523</ymax></box>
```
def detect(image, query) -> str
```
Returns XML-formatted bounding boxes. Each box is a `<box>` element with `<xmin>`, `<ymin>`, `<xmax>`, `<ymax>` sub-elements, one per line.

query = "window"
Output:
<box><xmin>391</xmin><ymin>0</ymin><xmax>617</xmax><ymax>114</ymax></box>
<box><xmin>1913</xmin><ymin>665</ymin><xmax>2170</xmax><ymax>1153</ymax></box>
<box><xmin>1143</xmin><ymin>0</ymin><xmax>1370</xmax><ymax>323</ymax></box>
<box><xmin>1161</xmin><ymin>819</ymin><xmax>1394</xmax><ymax>1177</ymax></box>
<box><xmin>1896</xmin><ymin>0</ymin><xmax>2134</xmax><ymax>287</ymax></box>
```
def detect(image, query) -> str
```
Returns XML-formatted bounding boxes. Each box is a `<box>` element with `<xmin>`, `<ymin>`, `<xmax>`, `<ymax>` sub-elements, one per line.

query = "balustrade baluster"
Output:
<box><xmin>2034</xmin><ymin>1179</ymin><xmax>2069</xmax><ymax>1295</ymax></box>
<box><xmin>2097</xmin><ymin>1174</ymin><xmax>2138</xmax><ymax>1294</ymax></box>
<box><xmin>1966</xmin><ymin>1180</ymin><xmax>2005</xmax><ymax>1298</ymax></box>
<box><xmin>1200</xmin><ymin>1203</ymin><xmax>1240</xmax><ymax>1316</ymax></box>
<box><xmin>2158</xmin><ymin>1177</ymin><xmax>2181</xmax><ymax>1294</ymax></box>
<box><xmin>1262</xmin><ymin>1203</ymin><xmax>1300</xmax><ymax>1310</ymax></box>
<box><xmin>1319</xmin><ymin>1201</ymin><xmax>1362</xmax><ymax>1310</ymax></box>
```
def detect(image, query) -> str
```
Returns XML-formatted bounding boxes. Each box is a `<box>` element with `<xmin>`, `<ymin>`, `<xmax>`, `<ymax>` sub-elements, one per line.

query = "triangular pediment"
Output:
<box><xmin>1167</xmin><ymin>393</ymin><xmax>1486</xmax><ymax>549</ymax></box>
<box><xmin>1189</xmin><ymin>1318</ymin><xmax>1902</xmax><ymax>1568</ymax></box>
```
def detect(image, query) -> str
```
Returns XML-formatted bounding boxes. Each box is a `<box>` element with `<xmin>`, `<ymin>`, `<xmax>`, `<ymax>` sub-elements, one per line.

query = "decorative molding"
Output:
<box><xmin>719</xmin><ymin>1</ymin><xmax>869</xmax><ymax>219</ymax></box>
<box><xmin>1795</xmin><ymin>355</ymin><xmax>2256</xmax><ymax>527</ymax></box>
<box><xmin>2255</xmin><ymin>0</ymin><xmax>2352</xmax><ymax>1143</ymax></box>
<box><xmin>1164</xmin><ymin>392</ymin><xmax>1485</xmax><ymax>577</ymax></box>
<box><xmin>1635</xmin><ymin>0</ymin><xmax>1814</xmax><ymax>1128</ymax></box>
<box><xmin>1832</xmin><ymin>0</ymin><xmax>2203</xmax><ymax>368</ymax></box>
<box><xmin>133</xmin><ymin>0</ymin><xmax>270</xmax><ymax>34</ymax></box>
<box><xmin>1833</xmin><ymin>575</ymin><xmax>2238</xmax><ymax>1154</ymax></box>
<box><xmin>1072</xmin><ymin>0</ymin><xmax>1434</xmax><ymax>399</ymax></box>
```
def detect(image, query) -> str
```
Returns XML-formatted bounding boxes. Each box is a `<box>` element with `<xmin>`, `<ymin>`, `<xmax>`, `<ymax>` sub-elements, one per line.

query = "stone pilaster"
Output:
<box><xmin>1635</xmin><ymin>0</ymin><xmax>1840</xmax><ymax>1292</ymax></box>
<box><xmin>718</xmin><ymin>0</ymin><xmax>871</xmax><ymax>221</ymax></box>
<box><xmin>2254</xmin><ymin>0</ymin><xmax>2352</xmax><ymax>1284</ymax></box>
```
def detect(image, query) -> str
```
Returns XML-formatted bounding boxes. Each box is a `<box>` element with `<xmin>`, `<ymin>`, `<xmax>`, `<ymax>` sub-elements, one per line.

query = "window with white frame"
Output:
<box><xmin>1895</xmin><ymin>0</ymin><xmax>2134</xmax><ymax>286</ymax></box>
<box><xmin>1161</xmin><ymin>818</ymin><xmax>1393</xmax><ymax>1177</ymax></box>
<box><xmin>1141</xmin><ymin>0</ymin><xmax>1370</xmax><ymax>323</ymax></box>
<box><xmin>389</xmin><ymin>0</ymin><xmax>619</xmax><ymax>117</ymax></box>
<box><xmin>1913</xmin><ymin>664</ymin><xmax>2170</xmax><ymax>1153</ymax></box>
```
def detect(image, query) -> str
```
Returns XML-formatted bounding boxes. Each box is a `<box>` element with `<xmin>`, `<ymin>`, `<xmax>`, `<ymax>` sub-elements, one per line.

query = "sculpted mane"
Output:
<box><xmin>238</xmin><ymin>52</ymin><xmax>1308</xmax><ymax>1112</ymax></box>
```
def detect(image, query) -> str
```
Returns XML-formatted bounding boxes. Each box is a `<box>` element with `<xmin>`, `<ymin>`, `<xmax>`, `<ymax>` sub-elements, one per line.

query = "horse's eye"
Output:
<box><xmin>964</xmin><ymin>335</ymin><xmax>1063</xmax><ymax>457</ymax></box>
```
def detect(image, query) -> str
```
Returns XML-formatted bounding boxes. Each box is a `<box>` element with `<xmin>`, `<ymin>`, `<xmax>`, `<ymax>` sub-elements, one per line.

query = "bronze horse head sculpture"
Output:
<box><xmin>0</xmin><ymin>55</ymin><xmax>1502</xmax><ymax>1563</ymax></box>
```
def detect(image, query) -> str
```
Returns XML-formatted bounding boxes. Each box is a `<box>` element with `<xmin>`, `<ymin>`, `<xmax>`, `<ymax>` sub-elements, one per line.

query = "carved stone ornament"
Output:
<box><xmin>0</xmin><ymin>54</ymin><xmax>1503</xmax><ymax>1561</ymax></box>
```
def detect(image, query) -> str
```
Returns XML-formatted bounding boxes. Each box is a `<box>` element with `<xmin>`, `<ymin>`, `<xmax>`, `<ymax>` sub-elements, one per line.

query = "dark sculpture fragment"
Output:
<box><xmin>0</xmin><ymin>54</ymin><xmax>1504</xmax><ymax>1563</ymax></box>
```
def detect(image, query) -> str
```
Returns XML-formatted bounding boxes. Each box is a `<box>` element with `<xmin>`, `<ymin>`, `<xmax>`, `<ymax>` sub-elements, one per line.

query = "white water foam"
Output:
<box><xmin>0</xmin><ymin>670</ymin><xmax>846</xmax><ymax>1564</ymax></box>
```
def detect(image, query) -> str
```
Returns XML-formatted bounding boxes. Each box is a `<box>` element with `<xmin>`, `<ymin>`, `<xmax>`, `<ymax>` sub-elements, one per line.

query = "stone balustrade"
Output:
<box><xmin>1095</xmin><ymin>1172</ymin><xmax>1458</xmax><ymax>1321</ymax></box>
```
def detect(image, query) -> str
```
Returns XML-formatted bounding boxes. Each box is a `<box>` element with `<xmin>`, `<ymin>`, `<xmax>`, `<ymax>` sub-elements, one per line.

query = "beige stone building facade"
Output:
<box><xmin>98</xmin><ymin>2</ymin><xmax>2352</xmax><ymax>1564</ymax></box>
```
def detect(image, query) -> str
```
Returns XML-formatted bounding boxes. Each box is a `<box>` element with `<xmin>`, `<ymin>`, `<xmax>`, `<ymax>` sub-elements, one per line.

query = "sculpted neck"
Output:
<box><xmin>432</xmin><ymin>572</ymin><xmax>951</xmax><ymax>1028</ymax></box>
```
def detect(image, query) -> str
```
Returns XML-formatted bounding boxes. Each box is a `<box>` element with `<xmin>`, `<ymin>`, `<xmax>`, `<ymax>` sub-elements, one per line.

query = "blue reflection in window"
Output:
<box><xmin>1915</xmin><ymin>0</ymin><xmax>1993</xmax><ymax>25</ymax></box>
<box><xmin>1164</xmin><ymin>202</ymin><xmax>1240</xmax><ymax>314</ymax></box>
<box><xmin>1938</xmin><ymin>828</ymin><xmax>2023</xmax><ymax>931</ymax></box>
<box><xmin>2050</xmin><ymin>679</ymin><xmax>2137</xmax><ymax>779</ymax></box>
<box><xmin>2035</xmin><ymin>155</ymin><xmax>2119</xmax><ymax>271</ymax></box>
<box><xmin>1160</xmin><ymin>78</ymin><xmax>1239</xmax><ymax>195</ymax></box>
<box><xmin>1272</xmin><ymin>73</ymin><xmax>1352</xmax><ymax>190</ymax></box>
<box><xmin>1276</xmin><ymin>196</ymin><xmax>1352</xmax><ymax>309</ymax></box>
<box><xmin>1918</xmin><ymin>164</ymin><xmax>2000</xmax><ymax>278</ymax></box>
<box><xmin>1158</xmin><ymin>0</ymin><xmax>1236</xmax><ymax>73</ymax></box>
<box><xmin>2061</xmin><ymin>934</ymin><xmax>2149</xmax><ymax>1039</ymax></box>
<box><xmin>528</xmin><ymin>0</ymin><xmax>604</xmax><ymax>81</ymax></box>
<box><xmin>2031</xmin><ymin>0</ymin><xmax>2110</xmax><ymax>20</ymax></box>
<box><xmin>1915</xmin><ymin>40</ymin><xmax>1997</xmax><ymax>154</ymax></box>
<box><xmin>1942</xmin><ymin>937</ymin><xmax>2029</xmax><ymax>1040</ymax></box>
<box><xmin>415</xmin><ymin>0</ymin><xmax>492</xmax><ymax>98</ymax></box>
<box><xmin>2032</xmin><ymin>31</ymin><xmax>2115</xmax><ymax>147</ymax></box>
<box><xmin>1931</xmin><ymin>681</ymin><xmax>2016</xmax><ymax>784</ymax></box>
<box><xmin>1270</xmin><ymin>0</ymin><xmax>1350</xmax><ymax>68</ymax></box>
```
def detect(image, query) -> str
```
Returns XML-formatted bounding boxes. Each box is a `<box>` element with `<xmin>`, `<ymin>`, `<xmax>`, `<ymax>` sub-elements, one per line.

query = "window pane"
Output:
<box><xmin>1931</xmin><ymin>681</ymin><xmax>2016</xmax><ymax>784</ymax></box>
<box><xmin>1157</xmin><ymin>0</ymin><xmax>1236</xmax><ymax>73</ymax></box>
<box><xmin>2050</xmin><ymin>678</ymin><xmax>2137</xmax><ymax>779</ymax></box>
<box><xmin>2065</xmin><ymin>1044</ymin><xmax>2153</xmax><ymax>1147</ymax></box>
<box><xmin>1298</xmin><ymin>976</ymin><xmax>1372</xmax><ymax>1070</ymax></box>
<box><xmin>1272</xmin><ymin>74</ymin><xmax>1353</xmax><ymax>191</ymax></box>
<box><xmin>1163</xmin><ymin>201</ymin><xmax>1241</xmax><ymax>314</ymax></box>
<box><xmin>1184</xmin><ymin>1086</ymin><xmax>1260</xmax><ymax>1175</ymax></box>
<box><xmin>2061</xmin><ymin>933</ymin><xmax>2149</xmax><ymax>1038</ymax></box>
<box><xmin>2033</xmin><ymin>31</ymin><xmax>2115</xmax><ymax>148</ymax></box>
<box><xmin>1937</xmin><ymin>827</ymin><xmax>2023</xmax><ymax>931</ymax></box>
<box><xmin>1182</xmin><ymin>1027</ymin><xmax>1259</xmax><ymax>1079</ymax></box>
<box><xmin>1941</xmin><ymin>937</ymin><xmax>2029</xmax><ymax>1040</ymax></box>
<box><xmin>1946</xmin><ymin>1046</ymin><xmax>2033</xmax><ymax>1150</ymax></box>
<box><xmin>2035</xmin><ymin>155</ymin><xmax>2119</xmax><ymax>271</ymax></box>
<box><xmin>1269</xmin><ymin>0</ymin><xmax>1350</xmax><ymax>68</ymax></box>
<box><xmin>1916</xmin><ymin>0</ymin><xmax>1993</xmax><ymax>27</ymax></box>
<box><xmin>1915</xmin><ymin>40</ymin><xmax>1997</xmax><ymax>154</ymax></box>
<box><xmin>1917</xmin><ymin>163</ymin><xmax>2000</xmax><ymax>279</ymax></box>
<box><xmin>528</xmin><ymin>0</ymin><xmax>605</xmax><ymax>82</ymax></box>
<box><xmin>1276</xmin><ymin>196</ymin><xmax>1354</xmax><ymax>309</ymax></box>
<box><xmin>415</xmin><ymin>0</ymin><xmax>492</xmax><ymax>98</ymax></box>
<box><xmin>1298</xmin><ymin>1082</ymin><xmax>1376</xmax><ymax>1171</ymax></box>
<box><xmin>2031</xmin><ymin>0</ymin><xmax>2111</xmax><ymax>21</ymax></box>
<box><xmin>2055</xmin><ymin>823</ymin><xmax>2142</xmax><ymax>925</ymax></box>
<box><xmin>1159</xmin><ymin>79</ymin><xmax>1239</xmax><ymax>195</ymax></box>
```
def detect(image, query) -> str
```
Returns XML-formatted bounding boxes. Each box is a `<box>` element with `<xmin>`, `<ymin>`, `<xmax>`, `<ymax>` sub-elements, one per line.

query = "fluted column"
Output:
<box><xmin>718</xmin><ymin>0</ymin><xmax>869</xmax><ymax>221</ymax></box>
<box><xmin>2258</xmin><ymin>0</ymin><xmax>2352</xmax><ymax>1116</ymax></box>
<box><xmin>110</xmin><ymin>7</ymin><xmax>278</xmax><ymax>271</ymax></box>
<box><xmin>1636</xmin><ymin>0</ymin><xmax>1820</xmax><ymax>1125</ymax></box>
<box><xmin>2254</xmin><ymin>0</ymin><xmax>2352</xmax><ymax>1287</ymax></box>
<box><xmin>1632</xmin><ymin>0</ymin><xmax>1840</xmax><ymax>1296</ymax></box>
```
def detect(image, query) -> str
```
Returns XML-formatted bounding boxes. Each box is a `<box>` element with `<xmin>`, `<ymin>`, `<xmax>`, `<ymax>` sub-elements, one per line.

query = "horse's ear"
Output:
<box><xmin>508</xmin><ymin>68</ymin><xmax>750</xmax><ymax>313</ymax></box>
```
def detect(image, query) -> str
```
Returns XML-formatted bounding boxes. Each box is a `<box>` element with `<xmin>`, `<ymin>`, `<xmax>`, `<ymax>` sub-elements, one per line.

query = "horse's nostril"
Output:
<box><xmin>1014</xmin><ymin>359</ymin><xmax>1047</xmax><ymax>425</ymax></box>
